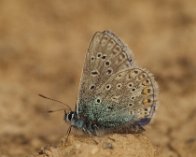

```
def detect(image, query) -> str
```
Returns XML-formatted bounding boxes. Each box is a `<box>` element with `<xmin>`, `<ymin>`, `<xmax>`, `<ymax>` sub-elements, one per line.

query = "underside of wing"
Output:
<box><xmin>76</xmin><ymin>31</ymin><xmax>158</xmax><ymax>129</ymax></box>
<box><xmin>80</xmin><ymin>68</ymin><xmax>158</xmax><ymax>128</ymax></box>
<box><xmin>77</xmin><ymin>30</ymin><xmax>135</xmax><ymax>112</ymax></box>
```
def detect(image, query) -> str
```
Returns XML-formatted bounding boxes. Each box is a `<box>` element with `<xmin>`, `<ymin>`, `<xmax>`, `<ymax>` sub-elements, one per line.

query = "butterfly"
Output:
<box><xmin>61</xmin><ymin>30</ymin><xmax>158</xmax><ymax>136</ymax></box>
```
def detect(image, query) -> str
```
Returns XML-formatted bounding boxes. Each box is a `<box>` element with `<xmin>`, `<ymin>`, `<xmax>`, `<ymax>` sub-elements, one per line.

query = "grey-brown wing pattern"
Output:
<box><xmin>77</xmin><ymin>30</ymin><xmax>135</xmax><ymax>111</ymax></box>
<box><xmin>95</xmin><ymin>68</ymin><xmax>158</xmax><ymax>127</ymax></box>
<box><xmin>76</xmin><ymin>30</ymin><xmax>158</xmax><ymax>129</ymax></box>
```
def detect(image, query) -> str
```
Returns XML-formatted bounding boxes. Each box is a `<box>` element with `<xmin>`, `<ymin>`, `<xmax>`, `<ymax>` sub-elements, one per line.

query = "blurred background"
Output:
<box><xmin>0</xmin><ymin>0</ymin><xmax>195</xmax><ymax>156</ymax></box>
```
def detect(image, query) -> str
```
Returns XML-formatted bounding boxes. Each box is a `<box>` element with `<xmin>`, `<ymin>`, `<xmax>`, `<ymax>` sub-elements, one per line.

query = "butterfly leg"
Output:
<box><xmin>84</xmin><ymin>121</ymin><xmax>104</xmax><ymax>136</ymax></box>
<box><xmin>125</xmin><ymin>123</ymin><xmax>145</xmax><ymax>134</ymax></box>
<box><xmin>65</xmin><ymin>125</ymin><xmax>72</xmax><ymax>141</ymax></box>
<box><xmin>81</xmin><ymin>121</ymin><xmax>98</xmax><ymax>135</ymax></box>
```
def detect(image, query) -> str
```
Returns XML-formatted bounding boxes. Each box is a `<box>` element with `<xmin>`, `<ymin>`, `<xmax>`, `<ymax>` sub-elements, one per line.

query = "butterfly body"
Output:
<box><xmin>64</xmin><ymin>30</ymin><xmax>158</xmax><ymax>135</ymax></box>
<box><xmin>65</xmin><ymin>111</ymin><xmax>147</xmax><ymax>135</ymax></box>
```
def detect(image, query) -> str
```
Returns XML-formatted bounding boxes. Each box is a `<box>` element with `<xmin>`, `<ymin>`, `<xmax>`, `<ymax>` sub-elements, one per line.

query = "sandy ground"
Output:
<box><xmin>0</xmin><ymin>0</ymin><xmax>196</xmax><ymax>157</ymax></box>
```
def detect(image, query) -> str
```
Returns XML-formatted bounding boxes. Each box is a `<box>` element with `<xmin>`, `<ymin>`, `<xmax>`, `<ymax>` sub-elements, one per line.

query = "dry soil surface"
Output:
<box><xmin>0</xmin><ymin>0</ymin><xmax>196</xmax><ymax>157</ymax></box>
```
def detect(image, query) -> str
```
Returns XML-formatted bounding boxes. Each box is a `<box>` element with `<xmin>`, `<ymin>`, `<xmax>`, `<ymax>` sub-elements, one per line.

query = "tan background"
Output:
<box><xmin>0</xmin><ymin>0</ymin><xmax>195</xmax><ymax>156</ymax></box>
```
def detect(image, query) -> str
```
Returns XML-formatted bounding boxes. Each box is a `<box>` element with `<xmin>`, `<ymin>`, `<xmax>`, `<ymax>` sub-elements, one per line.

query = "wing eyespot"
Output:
<box><xmin>142</xmin><ymin>87</ymin><xmax>152</xmax><ymax>95</ymax></box>
<box><xmin>95</xmin><ymin>98</ymin><xmax>102</xmax><ymax>104</ymax></box>
<box><xmin>131</xmin><ymin>96</ymin><xmax>135</xmax><ymax>100</ymax></box>
<box><xmin>142</xmin><ymin>98</ymin><xmax>152</xmax><ymax>105</ymax></box>
<box><xmin>112</xmin><ymin>45</ymin><xmax>121</xmax><ymax>55</ymax></box>
<box><xmin>116</xmin><ymin>73</ymin><xmax>123</xmax><ymax>79</ymax></box>
<box><xmin>107</xmin><ymin>105</ymin><xmax>114</xmax><ymax>111</ymax></box>
<box><xmin>105</xmin><ymin>60</ymin><xmax>111</xmax><ymax>66</ymax></box>
<box><xmin>142</xmin><ymin>79</ymin><xmax>151</xmax><ymax>86</ymax></box>
<box><xmin>116</xmin><ymin>83</ymin><xmax>122</xmax><ymax>89</ymax></box>
<box><xmin>102</xmin><ymin>55</ymin><xmax>107</xmax><ymax>60</ymax></box>
<box><xmin>106</xmin><ymin>68</ymin><xmax>113</xmax><ymax>75</ymax></box>
<box><xmin>111</xmin><ymin>95</ymin><xmax>120</xmax><ymax>103</ymax></box>
<box><xmin>128</xmin><ymin>103</ymin><xmax>133</xmax><ymax>107</ymax></box>
<box><xmin>97</xmin><ymin>52</ymin><xmax>102</xmax><ymax>58</ymax></box>
<box><xmin>91</xmin><ymin>70</ymin><xmax>99</xmax><ymax>76</ymax></box>
<box><xmin>131</xmin><ymin>88</ymin><xmax>136</xmax><ymax>92</ymax></box>
<box><xmin>107</xmin><ymin>39</ymin><xmax>116</xmax><ymax>49</ymax></box>
<box><xmin>89</xmin><ymin>85</ymin><xmax>95</xmax><ymax>90</ymax></box>
<box><xmin>138</xmin><ymin>73</ymin><xmax>147</xmax><ymax>80</ymax></box>
<box><xmin>133</xmin><ymin>70</ymin><xmax>139</xmax><ymax>74</ymax></box>
<box><xmin>105</xmin><ymin>84</ymin><xmax>112</xmax><ymax>90</ymax></box>
<box><xmin>100</xmin><ymin>35</ymin><xmax>109</xmax><ymax>46</ymax></box>
<box><xmin>91</xmin><ymin>56</ymin><xmax>95</xmax><ymax>61</ymax></box>
<box><xmin>127</xmin><ymin>82</ymin><xmax>134</xmax><ymax>88</ymax></box>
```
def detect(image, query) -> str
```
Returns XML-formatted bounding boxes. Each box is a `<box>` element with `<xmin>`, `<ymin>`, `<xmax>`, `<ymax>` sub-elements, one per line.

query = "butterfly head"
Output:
<box><xmin>65</xmin><ymin>111</ymin><xmax>75</xmax><ymax>122</ymax></box>
<box><xmin>64</xmin><ymin>111</ymin><xmax>85</xmax><ymax>129</ymax></box>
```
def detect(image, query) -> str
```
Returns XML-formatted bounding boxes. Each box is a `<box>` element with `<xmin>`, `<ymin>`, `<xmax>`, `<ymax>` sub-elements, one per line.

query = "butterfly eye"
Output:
<box><xmin>67</xmin><ymin>111</ymin><xmax>74</xmax><ymax>121</ymax></box>
<box><xmin>128</xmin><ymin>103</ymin><xmax>133</xmax><ymax>107</ymax></box>
<box><xmin>67</xmin><ymin>114</ymin><xmax>72</xmax><ymax>121</ymax></box>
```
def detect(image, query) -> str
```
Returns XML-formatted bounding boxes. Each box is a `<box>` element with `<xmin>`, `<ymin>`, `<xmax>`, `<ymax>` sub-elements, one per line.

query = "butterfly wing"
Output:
<box><xmin>76</xmin><ymin>30</ymin><xmax>158</xmax><ymax>130</ymax></box>
<box><xmin>76</xmin><ymin>30</ymin><xmax>135</xmax><ymax>112</ymax></box>
<box><xmin>94</xmin><ymin>68</ymin><xmax>158</xmax><ymax>128</ymax></box>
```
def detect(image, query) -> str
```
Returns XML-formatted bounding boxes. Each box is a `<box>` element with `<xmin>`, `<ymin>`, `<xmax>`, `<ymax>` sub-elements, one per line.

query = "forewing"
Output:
<box><xmin>77</xmin><ymin>30</ymin><xmax>135</xmax><ymax>112</ymax></box>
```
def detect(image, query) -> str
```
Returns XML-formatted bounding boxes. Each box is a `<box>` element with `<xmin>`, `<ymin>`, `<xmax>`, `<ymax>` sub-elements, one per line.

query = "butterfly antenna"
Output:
<box><xmin>47</xmin><ymin>108</ymin><xmax>67</xmax><ymax>113</ymax></box>
<box><xmin>38</xmin><ymin>94</ymin><xmax>72</xmax><ymax>111</ymax></box>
